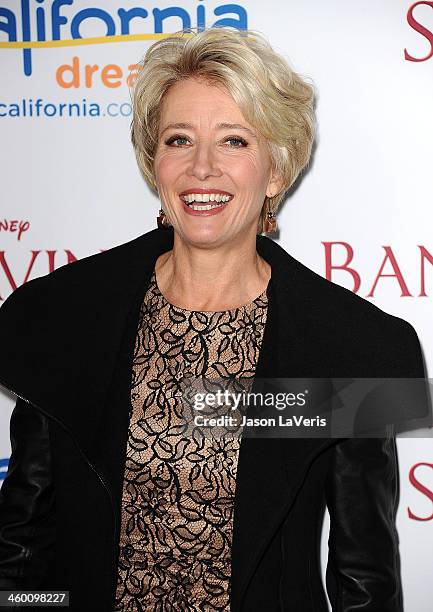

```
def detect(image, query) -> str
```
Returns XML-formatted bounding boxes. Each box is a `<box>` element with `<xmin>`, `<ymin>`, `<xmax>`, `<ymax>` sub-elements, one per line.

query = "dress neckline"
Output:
<box><xmin>151</xmin><ymin>269</ymin><xmax>269</xmax><ymax>315</ymax></box>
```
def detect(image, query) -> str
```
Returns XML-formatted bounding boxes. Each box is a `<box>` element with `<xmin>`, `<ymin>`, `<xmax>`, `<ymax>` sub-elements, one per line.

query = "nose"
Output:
<box><xmin>186</xmin><ymin>140</ymin><xmax>222</xmax><ymax>180</ymax></box>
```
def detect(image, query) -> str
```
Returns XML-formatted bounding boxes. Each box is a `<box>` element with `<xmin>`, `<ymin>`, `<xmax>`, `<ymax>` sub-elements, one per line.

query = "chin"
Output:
<box><xmin>179</xmin><ymin>223</ymin><xmax>230</xmax><ymax>247</ymax></box>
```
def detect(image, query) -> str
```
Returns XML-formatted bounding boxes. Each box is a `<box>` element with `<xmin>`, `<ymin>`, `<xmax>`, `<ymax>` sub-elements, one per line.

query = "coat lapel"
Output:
<box><xmin>229</xmin><ymin>238</ymin><xmax>338</xmax><ymax>609</ymax></box>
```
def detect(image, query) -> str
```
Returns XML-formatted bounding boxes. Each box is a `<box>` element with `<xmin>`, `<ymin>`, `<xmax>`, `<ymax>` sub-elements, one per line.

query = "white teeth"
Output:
<box><xmin>180</xmin><ymin>193</ymin><xmax>232</xmax><ymax>204</ymax></box>
<box><xmin>188</xmin><ymin>203</ymin><xmax>224</xmax><ymax>211</ymax></box>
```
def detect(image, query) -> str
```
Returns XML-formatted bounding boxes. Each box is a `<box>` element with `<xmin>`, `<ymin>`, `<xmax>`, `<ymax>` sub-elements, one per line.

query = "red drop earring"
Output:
<box><xmin>262</xmin><ymin>198</ymin><xmax>277</xmax><ymax>234</ymax></box>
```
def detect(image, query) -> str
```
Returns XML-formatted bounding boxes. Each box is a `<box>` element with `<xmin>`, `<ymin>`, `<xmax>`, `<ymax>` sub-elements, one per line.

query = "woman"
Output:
<box><xmin>0</xmin><ymin>27</ymin><xmax>427</xmax><ymax>611</ymax></box>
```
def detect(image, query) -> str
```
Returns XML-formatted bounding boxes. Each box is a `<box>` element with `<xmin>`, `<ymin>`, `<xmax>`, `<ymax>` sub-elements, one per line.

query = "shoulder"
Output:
<box><xmin>298</xmin><ymin>255</ymin><xmax>425</xmax><ymax>377</ymax></box>
<box><xmin>0</xmin><ymin>229</ymin><xmax>172</xmax><ymax>398</ymax></box>
<box><xmin>262</xmin><ymin>236</ymin><xmax>426</xmax><ymax>377</ymax></box>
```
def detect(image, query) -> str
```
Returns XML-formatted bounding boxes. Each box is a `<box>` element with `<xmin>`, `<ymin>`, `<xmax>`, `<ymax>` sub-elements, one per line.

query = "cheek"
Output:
<box><xmin>230</xmin><ymin>156</ymin><xmax>269</xmax><ymax>190</ymax></box>
<box><xmin>154</xmin><ymin>152</ymin><xmax>181</xmax><ymax>182</ymax></box>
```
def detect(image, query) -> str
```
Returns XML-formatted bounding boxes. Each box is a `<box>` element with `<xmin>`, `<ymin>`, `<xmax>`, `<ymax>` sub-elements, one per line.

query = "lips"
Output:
<box><xmin>179</xmin><ymin>195</ymin><xmax>230</xmax><ymax>216</ymax></box>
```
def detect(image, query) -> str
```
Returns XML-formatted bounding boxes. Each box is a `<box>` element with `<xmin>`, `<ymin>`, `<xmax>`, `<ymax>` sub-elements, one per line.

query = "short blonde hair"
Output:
<box><xmin>131</xmin><ymin>27</ymin><xmax>316</xmax><ymax>234</ymax></box>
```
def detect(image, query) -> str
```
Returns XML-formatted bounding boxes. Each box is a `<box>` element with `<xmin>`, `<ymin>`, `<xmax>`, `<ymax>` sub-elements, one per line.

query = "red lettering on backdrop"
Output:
<box><xmin>0</xmin><ymin>251</ymin><xmax>41</xmax><ymax>297</ymax></box>
<box><xmin>322</xmin><ymin>242</ymin><xmax>361</xmax><ymax>292</ymax></box>
<box><xmin>405</xmin><ymin>1</ymin><xmax>433</xmax><ymax>62</ymax></box>
<box><xmin>419</xmin><ymin>245</ymin><xmax>433</xmax><ymax>296</ymax></box>
<box><xmin>0</xmin><ymin>220</ymin><xmax>30</xmax><ymax>241</ymax></box>
<box><xmin>408</xmin><ymin>462</ymin><xmax>433</xmax><ymax>521</ymax></box>
<box><xmin>323</xmin><ymin>243</ymin><xmax>414</xmax><ymax>296</ymax></box>
<box><xmin>366</xmin><ymin>246</ymin><xmax>412</xmax><ymax>297</ymax></box>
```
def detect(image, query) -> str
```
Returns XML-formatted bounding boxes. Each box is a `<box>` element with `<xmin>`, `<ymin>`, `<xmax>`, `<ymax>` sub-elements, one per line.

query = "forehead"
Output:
<box><xmin>160</xmin><ymin>77</ymin><xmax>246</xmax><ymax>123</ymax></box>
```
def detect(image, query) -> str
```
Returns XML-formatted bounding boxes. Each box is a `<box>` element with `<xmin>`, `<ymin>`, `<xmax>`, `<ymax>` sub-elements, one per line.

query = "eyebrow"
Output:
<box><xmin>160</xmin><ymin>122</ymin><xmax>257</xmax><ymax>138</ymax></box>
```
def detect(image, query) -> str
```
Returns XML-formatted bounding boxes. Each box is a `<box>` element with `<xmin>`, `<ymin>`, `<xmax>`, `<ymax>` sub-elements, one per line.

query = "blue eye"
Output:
<box><xmin>225</xmin><ymin>137</ymin><xmax>247</xmax><ymax>147</ymax></box>
<box><xmin>165</xmin><ymin>136</ymin><xmax>189</xmax><ymax>146</ymax></box>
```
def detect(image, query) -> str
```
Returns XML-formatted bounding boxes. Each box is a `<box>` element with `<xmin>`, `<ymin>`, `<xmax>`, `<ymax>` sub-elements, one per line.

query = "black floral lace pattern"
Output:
<box><xmin>114</xmin><ymin>270</ymin><xmax>269</xmax><ymax>611</ymax></box>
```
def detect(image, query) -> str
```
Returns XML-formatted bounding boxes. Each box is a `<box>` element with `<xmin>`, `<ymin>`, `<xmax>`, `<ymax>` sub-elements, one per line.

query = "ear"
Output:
<box><xmin>266</xmin><ymin>170</ymin><xmax>284</xmax><ymax>199</ymax></box>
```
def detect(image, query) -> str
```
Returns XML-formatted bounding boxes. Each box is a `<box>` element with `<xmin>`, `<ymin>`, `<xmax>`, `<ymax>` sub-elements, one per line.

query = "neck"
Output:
<box><xmin>155</xmin><ymin>230</ymin><xmax>271</xmax><ymax>311</ymax></box>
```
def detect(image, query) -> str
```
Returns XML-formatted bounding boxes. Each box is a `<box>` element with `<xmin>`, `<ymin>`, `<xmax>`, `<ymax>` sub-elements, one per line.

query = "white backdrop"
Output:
<box><xmin>1</xmin><ymin>1</ymin><xmax>432</xmax><ymax>609</ymax></box>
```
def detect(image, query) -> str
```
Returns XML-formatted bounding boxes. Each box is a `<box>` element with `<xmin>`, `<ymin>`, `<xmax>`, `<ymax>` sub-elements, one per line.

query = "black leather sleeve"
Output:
<box><xmin>324</xmin><ymin>436</ymin><xmax>402</xmax><ymax>611</ymax></box>
<box><xmin>0</xmin><ymin>396</ymin><xmax>56</xmax><ymax>590</ymax></box>
<box><xmin>324</xmin><ymin>319</ymin><xmax>428</xmax><ymax>611</ymax></box>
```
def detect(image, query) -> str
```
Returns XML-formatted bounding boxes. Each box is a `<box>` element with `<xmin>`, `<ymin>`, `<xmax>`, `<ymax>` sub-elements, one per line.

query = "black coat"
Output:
<box><xmin>0</xmin><ymin>226</ymin><xmax>428</xmax><ymax>611</ymax></box>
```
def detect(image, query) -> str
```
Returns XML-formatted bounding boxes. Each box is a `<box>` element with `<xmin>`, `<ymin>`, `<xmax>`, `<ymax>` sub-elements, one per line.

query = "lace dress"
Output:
<box><xmin>114</xmin><ymin>269</ymin><xmax>269</xmax><ymax>611</ymax></box>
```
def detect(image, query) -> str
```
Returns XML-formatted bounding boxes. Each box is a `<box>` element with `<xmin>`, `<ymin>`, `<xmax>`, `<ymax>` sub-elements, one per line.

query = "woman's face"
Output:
<box><xmin>153</xmin><ymin>77</ymin><xmax>282</xmax><ymax>247</ymax></box>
